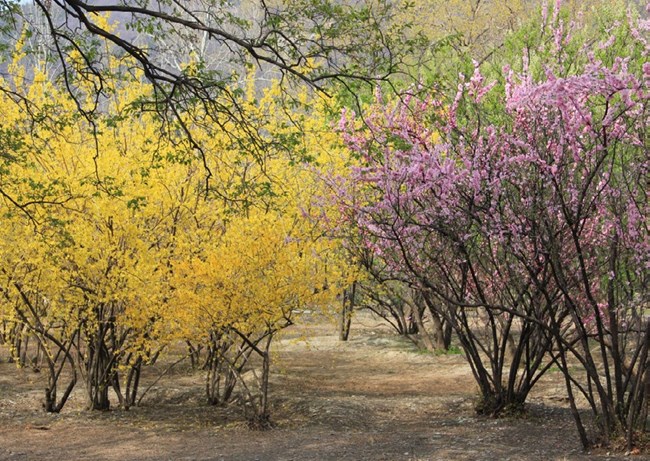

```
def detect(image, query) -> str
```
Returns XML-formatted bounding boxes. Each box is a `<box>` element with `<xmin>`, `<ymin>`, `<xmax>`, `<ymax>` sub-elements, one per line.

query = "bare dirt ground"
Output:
<box><xmin>0</xmin><ymin>313</ymin><xmax>644</xmax><ymax>461</ymax></box>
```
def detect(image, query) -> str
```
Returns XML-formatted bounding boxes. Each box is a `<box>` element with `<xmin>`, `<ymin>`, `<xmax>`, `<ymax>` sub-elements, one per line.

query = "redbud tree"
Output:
<box><xmin>333</xmin><ymin>2</ymin><xmax>649</xmax><ymax>449</ymax></box>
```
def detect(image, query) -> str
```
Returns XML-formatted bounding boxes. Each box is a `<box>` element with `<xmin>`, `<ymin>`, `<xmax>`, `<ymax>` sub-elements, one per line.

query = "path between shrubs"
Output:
<box><xmin>0</xmin><ymin>314</ymin><xmax>636</xmax><ymax>460</ymax></box>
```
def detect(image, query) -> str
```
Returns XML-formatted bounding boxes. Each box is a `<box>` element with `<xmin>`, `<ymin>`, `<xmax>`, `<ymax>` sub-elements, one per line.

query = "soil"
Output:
<box><xmin>0</xmin><ymin>312</ymin><xmax>645</xmax><ymax>461</ymax></box>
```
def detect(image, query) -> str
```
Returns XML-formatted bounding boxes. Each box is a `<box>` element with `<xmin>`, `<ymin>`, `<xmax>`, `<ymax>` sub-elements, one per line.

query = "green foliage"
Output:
<box><xmin>434</xmin><ymin>344</ymin><xmax>462</xmax><ymax>356</ymax></box>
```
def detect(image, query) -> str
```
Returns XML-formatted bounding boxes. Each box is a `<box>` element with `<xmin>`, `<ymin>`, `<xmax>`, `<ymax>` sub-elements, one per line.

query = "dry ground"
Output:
<box><xmin>0</xmin><ymin>313</ymin><xmax>644</xmax><ymax>461</ymax></box>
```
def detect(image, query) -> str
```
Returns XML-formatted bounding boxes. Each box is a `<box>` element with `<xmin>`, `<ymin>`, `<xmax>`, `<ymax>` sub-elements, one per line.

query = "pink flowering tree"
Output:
<box><xmin>336</xmin><ymin>84</ymin><xmax>556</xmax><ymax>418</ymax></box>
<box><xmin>496</xmin><ymin>35</ymin><xmax>648</xmax><ymax>449</ymax></box>
<box><xmin>332</xmin><ymin>2</ymin><xmax>648</xmax><ymax>450</ymax></box>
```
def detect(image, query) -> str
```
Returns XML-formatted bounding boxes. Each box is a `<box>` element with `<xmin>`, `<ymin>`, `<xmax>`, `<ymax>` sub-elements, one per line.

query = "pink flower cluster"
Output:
<box><xmin>332</xmin><ymin>12</ymin><xmax>649</xmax><ymax>326</ymax></box>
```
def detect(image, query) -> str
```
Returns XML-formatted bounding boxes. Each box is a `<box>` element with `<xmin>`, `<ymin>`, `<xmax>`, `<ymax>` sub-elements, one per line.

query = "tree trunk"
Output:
<box><xmin>411</xmin><ymin>303</ymin><xmax>436</xmax><ymax>351</ymax></box>
<box><xmin>428</xmin><ymin>309</ymin><xmax>447</xmax><ymax>351</ymax></box>
<box><xmin>419</xmin><ymin>294</ymin><xmax>449</xmax><ymax>351</ymax></box>
<box><xmin>339</xmin><ymin>282</ymin><xmax>356</xmax><ymax>341</ymax></box>
<box><xmin>87</xmin><ymin>336</ymin><xmax>112</xmax><ymax>411</ymax></box>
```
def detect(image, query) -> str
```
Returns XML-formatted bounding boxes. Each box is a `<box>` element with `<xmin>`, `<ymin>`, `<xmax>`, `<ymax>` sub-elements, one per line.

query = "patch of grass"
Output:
<box><xmin>434</xmin><ymin>345</ymin><xmax>463</xmax><ymax>356</ymax></box>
